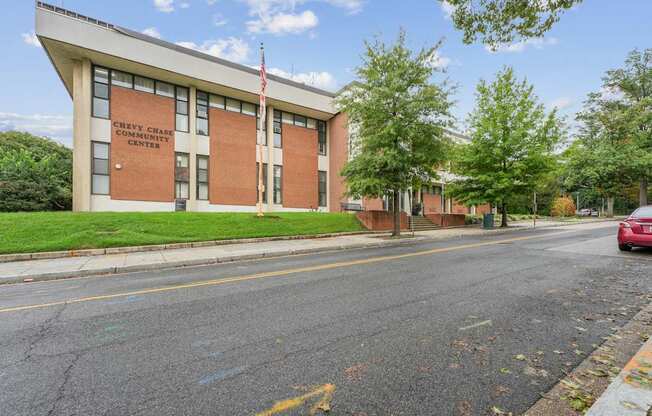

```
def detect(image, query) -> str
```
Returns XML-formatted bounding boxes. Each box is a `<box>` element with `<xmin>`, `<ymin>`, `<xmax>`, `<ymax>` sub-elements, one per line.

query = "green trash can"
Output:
<box><xmin>483</xmin><ymin>213</ymin><xmax>494</xmax><ymax>229</ymax></box>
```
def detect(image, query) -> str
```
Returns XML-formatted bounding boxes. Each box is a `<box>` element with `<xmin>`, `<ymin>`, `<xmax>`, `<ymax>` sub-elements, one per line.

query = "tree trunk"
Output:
<box><xmin>640</xmin><ymin>177</ymin><xmax>649</xmax><ymax>207</ymax></box>
<box><xmin>392</xmin><ymin>189</ymin><xmax>401</xmax><ymax>237</ymax></box>
<box><xmin>606</xmin><ymin>196</ymin><xmax>615</xmax><ymax>218</ymax></box>
<box><xmin>501</xmin><ymin>202</ymin><xmax>508</xmax><ymax>228</ymax></box>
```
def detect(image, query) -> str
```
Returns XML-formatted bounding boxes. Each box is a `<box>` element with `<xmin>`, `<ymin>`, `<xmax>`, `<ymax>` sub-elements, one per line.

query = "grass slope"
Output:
<box><xmin>0</xmin><ymin>212</ymin><xmax>365</xmax><ymax>254</ymax></box>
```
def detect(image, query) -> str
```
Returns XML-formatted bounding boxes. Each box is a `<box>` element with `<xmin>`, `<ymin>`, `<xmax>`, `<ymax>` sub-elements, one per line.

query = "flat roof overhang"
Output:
<box><xmin>35</xmin><ymin>4</ymin><xmax>337</xmax><ymax>120</ymax></box>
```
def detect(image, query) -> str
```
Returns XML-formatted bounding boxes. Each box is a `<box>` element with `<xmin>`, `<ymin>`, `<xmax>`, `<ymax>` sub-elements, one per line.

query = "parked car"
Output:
<box><xmin>618</xmin><ymin>206</ymin><xmax>652</xmax><ymax>251</ymax></box>
<box><xmin>578</xmin><ymin>208</ymin><xmax>599</xmax><ymax>217</ymax></box>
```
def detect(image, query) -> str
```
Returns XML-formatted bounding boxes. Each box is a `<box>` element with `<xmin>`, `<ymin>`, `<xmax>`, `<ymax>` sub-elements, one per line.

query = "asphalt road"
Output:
<box><xmin>1</xmin><ymin>222</ymin><xmax>651</xmax><ymax>416</ymax></box>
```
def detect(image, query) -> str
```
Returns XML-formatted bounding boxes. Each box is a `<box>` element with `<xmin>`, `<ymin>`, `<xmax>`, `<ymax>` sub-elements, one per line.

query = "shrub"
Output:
<box><xmin>0</xmin><ymin>131</ymin><xmax>72</xmax><ymax>212</ymax></box>
<box><xmin>550</xmin><ymin>196</ymin><xmax>576</xmax><ymax>217</ymax></box>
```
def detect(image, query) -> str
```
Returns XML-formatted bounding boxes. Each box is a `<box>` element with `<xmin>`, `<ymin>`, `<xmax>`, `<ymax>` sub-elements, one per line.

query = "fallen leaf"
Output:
<box><xmin>456</xmin><ymin>400</ymin><xmax>473</xmax><ymax>416</ymax></box>
<box><xmin>499</xmin><ymin>367</ymin><xmax>511</xmax><ymax>374</ymax></box>
<box><xmin>514</xmin><ymin>354</ymin><xmax>527</xmax><ymax>361</ymax></box>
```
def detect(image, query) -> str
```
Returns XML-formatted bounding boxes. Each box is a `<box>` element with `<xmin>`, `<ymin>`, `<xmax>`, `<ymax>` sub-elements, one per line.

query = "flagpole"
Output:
<box><xmin>257</xmin><ymin>43</ymin><xmax>266</xmax><ymax>217</ymax></box>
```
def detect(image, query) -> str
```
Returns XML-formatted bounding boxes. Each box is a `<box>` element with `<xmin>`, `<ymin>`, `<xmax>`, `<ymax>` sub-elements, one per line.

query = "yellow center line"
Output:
<box><xmin>0</xmin><ymin>230</ymin><xmax>572</xmax><ymax>314</ymax></box>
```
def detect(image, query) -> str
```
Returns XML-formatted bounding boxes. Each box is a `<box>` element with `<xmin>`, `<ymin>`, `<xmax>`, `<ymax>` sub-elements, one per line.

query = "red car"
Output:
<box><xmin>618</xmin><ymin>206</ymin><xmax>652</xmax><ymax>251</ymax></box>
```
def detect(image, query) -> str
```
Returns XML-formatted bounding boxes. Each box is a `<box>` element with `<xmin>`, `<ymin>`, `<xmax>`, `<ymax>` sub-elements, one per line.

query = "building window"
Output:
<box><xmin>111</xmin><ymin>70</ymin><xmax>133</xmax><ymax>89</ymax></box>
<box><xmin>281</xmin><ymin>112</ymin><xmax>294</xmax><ymax>125</ymax></box>
<box><xmin>256</xmin><ymin>106</ymin><xmax>267</xmax><ymax>145</ymax></box>
<box><xmin>197</xmin><ymin>155</ymin><xmax>209</xmax><ymax>200</ymax></box>
<box><xmin>92</xmin><ymin>66</ymin><xmax>110</xmax><ymax>119</ymax></box>
<box><xmin>307</xmin><ymin>118</ymin><xmax>317</xmax><ymax>129</ymax></box>
<box><xmin>91</xmin><ymin>141</ymin><xmax>110</xmax><ymax>195</ymax></box>
<box><xmin>318</xmin><ymin>170</ymin><xmax>327</xmax><ymax>207</ymax></box>
<box><xmin>294</xmin><ymin>115</ymin><xmax>307</xmax><ymax>128</ymax></box>
<box><xmin>226</xmin><ymin>98</ymin><xmax>241</xmax><ymax>113</ymax></box>
<box><xmin>196</xmin><ymin>90</ymin><xmax>209</xmax><ymax>136</ymax></box>
<box><xmin>273</xmin><ymin>110</ymin><xmax>282</xmax><ymax>148</ymax></box>
<box><xmin>273</xmin><ymin>165</ymin><xmax>282</xmax><ymax>204</ymax></box>
<box><xmin>318</xmin><ymin>120</ymin><xmax>327</xmax><ymax>156</ymax></box>
<box><xmin>155</xmin><ymin>81</ymin><xmax>174</xmax><ymax>98</ymax></box>
<box><xmin>256</xmin><ymin>162</ymin><xmax>268</xmax><ymax>203</ymax></box>
<box><xmin>175</xmin><ymin>87</ymin><xmax>189</xmax><ymax>132</ymax></box>
<box><xmin>241</xmin><ymin>102</ymin><xmax>256</xmax><ymax>116</ymax></box>
<box><xmin>210</xmin><ymin>94</ymin><xmax>225</xmax><ymax>109</ymax></box>
<box><xmin>175</xmin><ymin>153</ymin><xmax>190</xmax><ymax>199</ymax></box>
<box><xmin>134</xmin><ymin>76</ymin><xmax>155</xmax><ymax>93</ymax></box>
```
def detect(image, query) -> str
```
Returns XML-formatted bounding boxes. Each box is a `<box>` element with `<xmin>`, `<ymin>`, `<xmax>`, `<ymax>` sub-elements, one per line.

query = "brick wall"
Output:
<box><xmin>422</xmin><ymin>194</ymin><xmax>442</xmax><ymax>214</ymax></box>
<box><xmin>109</xmin><ymin>86</ymin><xmax>175</xmax><ymax>202</ymax></box>
<box><xmin>328</xmin><ymin>113</ymin><xmax>349</xmax><ymax>212</ymax></box>
<box><xmin>451</xmin><ymin>200</ymin><xmax>470</xmax><ymax>214</ymax></box>
<box><xmin>282</xmin><ymin>124</ymin><xmax>318</xmax><ymax>209</ymax></box>
<box><xmin>425</xmin><ymin>213</ymin><xmax>466</xmax><ymax>227</ymax></box>
<box><xmin>475</xmin><ymin>204</ymin><xmax>492</xmax><ymax>215</ymax></box>
<box><xmin>209</xmin><ymin>108</ymin><xmax>257</xmax><ymax>206</ymax></box>
<box><xmin>363</xmin><ymin>197</ymin><xmax>385</xmax><ymax>211</ymax></box>
<box><xmin>356</xmin><ymin>210</ymin><xmax>408</xmax><ymax>231</ymax></box>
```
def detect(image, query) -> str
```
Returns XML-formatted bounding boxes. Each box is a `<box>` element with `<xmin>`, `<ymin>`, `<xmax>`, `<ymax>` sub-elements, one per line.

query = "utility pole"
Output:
<box><xmin>533</xmin><ymin>191</ymin><xmax>537</xmax><ymax>229</ymax></box>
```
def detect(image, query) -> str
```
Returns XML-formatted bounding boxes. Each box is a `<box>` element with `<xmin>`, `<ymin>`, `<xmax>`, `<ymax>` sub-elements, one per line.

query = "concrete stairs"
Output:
<box><xmin>409</xmin><ymin>216</ymin><xmax>440</xmax><ymax>231</ymax></box>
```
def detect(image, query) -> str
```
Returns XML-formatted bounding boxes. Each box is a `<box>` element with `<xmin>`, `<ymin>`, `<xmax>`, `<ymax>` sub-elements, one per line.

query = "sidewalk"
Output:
<box><xmin>0</xmin><ymin>218</ymin><xmax>616</xmax><ymax>285</ymax></box>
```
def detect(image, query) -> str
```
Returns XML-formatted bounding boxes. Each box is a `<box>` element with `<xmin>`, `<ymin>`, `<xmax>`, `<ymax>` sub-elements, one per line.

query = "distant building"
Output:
<box><xmin>35</xmin><ymin>2</ymin><xmax>487</xmax><ymax>216</ymax></box>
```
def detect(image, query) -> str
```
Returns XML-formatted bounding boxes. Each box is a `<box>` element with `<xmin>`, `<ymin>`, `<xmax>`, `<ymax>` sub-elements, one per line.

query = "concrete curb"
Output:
<box><xmin>2</xmin><ymin>219</ymin><xmax>619</xmax><ymax>285</ymax></box>
<box><xmin>0</xmin><ymin>230</ymin><xmax>380</xmax><ymax>263</ymax></box>
<box><xmin>586</xmin><ymin>333</ymin><xmax>652</xmax><ymax>415</ymax></box>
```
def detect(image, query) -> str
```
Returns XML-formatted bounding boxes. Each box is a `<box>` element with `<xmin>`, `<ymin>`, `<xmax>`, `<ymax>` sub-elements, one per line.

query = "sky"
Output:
<box><xmin>1</xmin><ymin>0</ymin><xmax>651</xmax><ymax>147</ymax></box>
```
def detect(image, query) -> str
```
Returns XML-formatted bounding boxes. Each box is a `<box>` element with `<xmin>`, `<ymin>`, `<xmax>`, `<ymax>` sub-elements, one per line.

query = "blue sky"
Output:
<box><xmin>2</xmin><ymin>0</ymin><xmax>651</xmax><ymax>147</ymax></box>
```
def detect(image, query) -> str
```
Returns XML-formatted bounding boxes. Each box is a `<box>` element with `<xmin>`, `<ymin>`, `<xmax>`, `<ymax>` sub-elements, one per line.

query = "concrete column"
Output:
<box><xmin>266</xmin><ymin>105</ymin><xmax>274</xmax><ymax>210</ymax></box>
<box><xmin>187</xmin><ymin>86</ymin><xmax>198</xmax><ymax>211</ymax></box>
<box><xmin>72</xmin><ymin>59</ymin><xmax>92</xmax><ymax>212</ymax></box>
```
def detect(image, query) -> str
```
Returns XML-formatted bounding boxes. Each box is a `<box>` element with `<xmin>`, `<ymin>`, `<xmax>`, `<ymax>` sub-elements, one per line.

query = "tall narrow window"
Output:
<box><xmin>318</xmin><ymin>120</ymin><xmax>327</xmax><ymax>156</ymax></box>
<box><xmin>256</xmin><ymin>162</ymin><xmax>268</xmax><ymax>202</ymax></box>
<box><xmin>92</xmin><ymin>67</ymin><xmax>110</xmax><ymax>118</ymax></box>
<box><xmin>273</xmin><ymin>165</ymin><xmax>282</xmax><ymax>204</ymax></box>
<box><xmin>175</xmin><ymin>87</ymin><xmax>189</xmax><ymax>132</ymax></box>
<box><xmin>256</xmin><ymin>106</ymin><xmax>267</xmax><ymax>145</ymax></box>
<box><xmin>196</xmin><ymin>91</ymin><xmax>209</xmax><ymax>136</ymax></box>
<box><xmin>294</xmin><ymin>115</ymin><xmax>307</xmax><ymax>128</ymax></box>
<box><xmin>318</xmin><ymin>170</ymin><xmax>327</xmax><ymax>207</ymax></box>
<box><xmin>197</xmin><ymin>155</ymin><xmax>209</xmax><ymax>200</ymax></box>
<box><xmin>273</xmin><ymin>110</ymin><xmax>282</xmax><ymax>148</ymax></box>
<box><xmin>91</xmin><ymin>142</ymin><xmax>110</xmax><ymax>195</ymax></box>
<box><xmin>175</xmin><ymin>153</ymin><xmax>190</xmax><ymax>199</ymax></box>
<box><xmin>134</xmin><ymin>76</ymin><xmax>155</xmax><ymax>93</ymax></box>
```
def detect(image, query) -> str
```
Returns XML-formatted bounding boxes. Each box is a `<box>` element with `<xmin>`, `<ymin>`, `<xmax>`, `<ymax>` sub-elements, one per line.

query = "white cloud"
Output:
<box><xmin>207</xmin><ymin>0</ymin><xmax>218</xmax><ymax>4</ymax></box>
<box><xmin>175</xmin><ymin>37</ymin><xmax>250</xmax><ymax>63</ymax></box>
<box><xmin>427</xmin><ymin>50</ymin><xmax>451</xmax><ymax>69</ymax></box>
<box><xmin>154</xmin><ymin>0</ymin><xmax>175</xmax><ymax>13</ymax></box>
<box><xmin>599</xmin><ymin>86</ymin><xmax>623</xmax><ymax>101</ymax></box>
<box><xmin>21</xmin><ymin>32</ymin><xmax>41</xmax><ymax>48</ymax></box>
<box><xmin>141</xmin><ymin>27</ymin><xmax>162</xmax><ymax>39</ymax></box>
<box><xmin>213</xmin><ymin>13</ymin><xmax>228</xmax><ymax>26</ymax></box>
<box><xmin>549</xmin><ymin>97</ymin><xmax>574</xmax><ymax>110</ymax></box>
<box><xmin>440</xmin><ymin>0</ymin><xmax>455</xmax><ymax>19</ymax></box>
<box><xmin>325</xmin><ymin>0</ymin><xmax>364</xmax><ymax>14</ymax></box>
<box><xmin>0</xmin><ymin>113</ymin><xmax>73</xmax><ymax>147</ymax></box>
<box><xmin>485</xmin><ymin>37</ymin><xmax>559</xmax><ymax>53</ymax></box>
<box><xmin>247</xmin><ymin>10</ymin><xmax>318</xmax><ymax>35</ymax></box>
<box><xmin>179</xmin><ymin>1</ymin><xmax>191</xmax><ymax>8</ymax></box>
<box><xmin>267</xmin><ymin>67</ymin><xmax>337</xmax><ymax>90</ymax></box>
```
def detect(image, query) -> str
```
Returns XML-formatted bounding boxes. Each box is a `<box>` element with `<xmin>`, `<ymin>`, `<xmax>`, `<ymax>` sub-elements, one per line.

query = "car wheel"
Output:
<box><xmin>619</xmin><ymin>244</ymin><xmax>632</xmax><ymax>252</ymax></box>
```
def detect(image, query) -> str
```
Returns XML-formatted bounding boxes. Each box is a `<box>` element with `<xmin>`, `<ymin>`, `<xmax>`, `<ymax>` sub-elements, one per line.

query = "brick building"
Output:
<box><xmin>35</xmin><ymin>2</ymin><xmax>488</xmax><ymax>217</ymax></box>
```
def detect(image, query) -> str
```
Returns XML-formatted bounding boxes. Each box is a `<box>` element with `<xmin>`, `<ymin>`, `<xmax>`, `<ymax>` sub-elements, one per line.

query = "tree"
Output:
<box><xmin>336</xmin><ymin>31</ymin><xmax>454</xmax><ymax>236</ymax></box>
<box><xmin>0</xmin><ymin>131</ymin><xmax>72</xmax><ymax>211</ymax></box>
<box><xmin>446</xmin><ymin>67</ymin><xmax>564</xmax><ymax>227</ymax></box>
<box><xmin>439</xmin><ymin>0</ymin><xmax>581</xmax><ymax>47</ymax></box>
<box><xmin>601</xmin><ymin>49</ymin><xmax>652</xmax><ymax>206</ymax></box>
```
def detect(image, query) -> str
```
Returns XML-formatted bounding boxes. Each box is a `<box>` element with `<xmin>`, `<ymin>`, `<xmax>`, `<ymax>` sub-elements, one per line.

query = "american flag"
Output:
<box><xmin>259</xmin><ymin>43</ymin><xmax>267</xmax><ymax>128</ymax></box>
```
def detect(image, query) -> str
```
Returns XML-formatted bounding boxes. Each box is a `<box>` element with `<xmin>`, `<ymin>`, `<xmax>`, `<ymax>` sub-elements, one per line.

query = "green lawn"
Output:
<box><xmin>0</xmin><ymin>211</ymin><xmax>365</xmax><ymax>254</ymax></box>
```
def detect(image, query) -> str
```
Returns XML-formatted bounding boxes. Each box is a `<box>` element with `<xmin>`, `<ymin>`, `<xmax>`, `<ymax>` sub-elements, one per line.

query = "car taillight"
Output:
<box><xmin>620</xmin><ymin>222</ymin><xmax>633</xmax><ymax>229</ymax></box>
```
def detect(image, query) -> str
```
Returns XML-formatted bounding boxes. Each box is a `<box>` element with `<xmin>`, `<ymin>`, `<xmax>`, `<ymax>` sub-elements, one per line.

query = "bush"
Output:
<box><xmin>0</xmin><ymin>131</ymin><xmax>72</xmax><ymax>212</ymax></box>
<box><xmin>465</xmin><ymin>214</ymin><xmax>483</xmax><ymax>225</ymax></box>
<box><xmin>550</xmin><ymin>196</ymin><xmax>576</xmax><ymax>217</ymax></box>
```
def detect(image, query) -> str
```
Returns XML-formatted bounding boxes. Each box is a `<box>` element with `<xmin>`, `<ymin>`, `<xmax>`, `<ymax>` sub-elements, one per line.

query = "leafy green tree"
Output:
<box><xmin>336</xmin><ymin>31</ymin><xmax>454</xmax><ymax>236</ymax></box>
<box><xmin>601</xmin><ymin>49</ymin><xmax>652</xmax><ymax>206</ymax></box>
<box><xmin>0</xmin><ymin>131</ymin><xmax>72</xmax><ymax>211</ymax></box>
<box><xmin>446</xmin><ymin>67</ymin><xmax>564</xmax><ymax>227</ymax></box>
<box><xmin>440</xmin><ymin>0</ymin><xmax>581</xmax><ymax>47</ymax></box>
